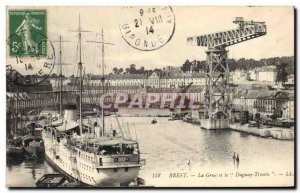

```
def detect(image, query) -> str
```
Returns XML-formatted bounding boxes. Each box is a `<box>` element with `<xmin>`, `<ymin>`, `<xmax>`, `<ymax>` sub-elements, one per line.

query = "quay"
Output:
<box><xmin>229</xmin><ymin>123</ymin><xmax>294</xmax><ymax>141</ymax></box>
<box><xmin>183</xmin><ymin>117</ymin><xmax>294</xmax><ymax>141</ymax></box>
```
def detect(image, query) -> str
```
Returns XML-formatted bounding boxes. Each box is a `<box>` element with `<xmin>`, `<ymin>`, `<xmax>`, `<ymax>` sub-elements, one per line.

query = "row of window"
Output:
<box><xmin>257</xmin><ymin>100</ymin><xmax>275</xmax><ymax>105</ymax></box>
<box><xmin>89</xmin><ymin>79</ymin><xmax>205</xmax><ymax>87</ymax></box>
<box><xmin>56</xmin><ymin>151</ymin><xmax>97</xmax><ymax>183</ymax></box>
<box><xmin>7</xmin><ymin>100</ymin><xmax>56</xmax><ymax>111</ymax></box>
<box><xmin>80</xmin><ymin>172</ymin><xmax>95</xmax><ymax>182</ymax></box>
<box><xmin>79</xmin><ymin>162</ymin><xmax>94</xmax><ymax>172</ymax></box>
<box><xmin>79</xmin><ymin>152</ymin><xmax>95</xmax><ymax>162</ymax></box>
<box><xmin>233</xmin><ymin>99</ymin><xmax>277</xmax><ymax>106</ymax></box>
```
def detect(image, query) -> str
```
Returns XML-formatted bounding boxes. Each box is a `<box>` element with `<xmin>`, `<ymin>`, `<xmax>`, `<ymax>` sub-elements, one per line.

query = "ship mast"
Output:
<box><xmin>59</xmin><ymin>36</ymin><xmax>63</xmax><ymax>115</ymax></box>
<box><xmin>52</xmin><ymin>36</ymin><xmax>70</xmax><ymax>116</ymax></box>
<box><xmin>87</xmin><ymin>28</ymin><xmax>114</xmax><ymax>137</ymax></box>
<box><xmin>78</xmin><ymin>15</ymin><xmax>83</xmax><ymax>136</ymax></box>
<box><xmin>70</xmin><ymin>14</ymin><xmax>91</xmax><ymax>136</ymax></box>
<box><xmin>101</xmin><ymin>28</ymin><xmax>105</xmax><ymax>137</ymax></box>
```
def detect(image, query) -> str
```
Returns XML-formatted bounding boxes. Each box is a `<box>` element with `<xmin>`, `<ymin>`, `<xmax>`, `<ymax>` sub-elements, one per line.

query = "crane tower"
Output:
<box><xmin>187</xmin><ymin>17</ymin><xmax>267</xmax><ymax>129</ymax></box>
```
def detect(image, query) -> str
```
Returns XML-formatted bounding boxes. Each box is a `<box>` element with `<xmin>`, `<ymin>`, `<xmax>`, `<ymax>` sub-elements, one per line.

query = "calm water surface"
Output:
<box><xmin>6</xmin><ymin>117</ymin><xmax>294</xmax><ymax>187</ymax></box>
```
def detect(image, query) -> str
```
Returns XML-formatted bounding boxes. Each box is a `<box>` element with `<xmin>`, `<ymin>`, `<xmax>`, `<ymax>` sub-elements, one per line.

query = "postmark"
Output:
<box><xmin>119</xmin><ymin>6</ymin><xmax>175</xmax><ymax>51</ymax></box>
<box><xmin>7</xmin><ymin>9</ymin><xmax>55</xmax><ymax>86</ymax></box>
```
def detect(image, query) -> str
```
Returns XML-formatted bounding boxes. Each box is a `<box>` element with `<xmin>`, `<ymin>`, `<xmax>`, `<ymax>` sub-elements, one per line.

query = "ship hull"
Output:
<box><xmin>45</xmin><ymin>154</ymin><xmax>88</xmax><ymax>186</ymax></box>
<box><xmin>43</xmin><ymin>133</ymin><xmax>140</xmax><ymax>186</ymax></box>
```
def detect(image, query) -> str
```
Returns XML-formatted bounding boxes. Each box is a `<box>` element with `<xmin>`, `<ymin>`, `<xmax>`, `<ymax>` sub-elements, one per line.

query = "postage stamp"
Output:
<box><xmin>119</xmin><ymin>6</ymin><xmax>175</xmax><ymax>51</ymax></box>
<box><xmin>8</xmin><ymin>9</ymin><xmax>47</xmax><ymax>57</ymax></box>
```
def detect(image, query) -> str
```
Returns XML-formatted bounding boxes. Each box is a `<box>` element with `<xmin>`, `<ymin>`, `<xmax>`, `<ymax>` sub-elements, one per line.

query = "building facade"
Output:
<box><xmin>257</xmin><ymin>65</ymin><xmax>277</xmax><ymax>82</ymax></box>
<box><xmin>61</xmin><ymin>71</ymin><xmax>206</xmax><ymax>89</ymax></box>
<box><xmin>282</xmin><ymin>92</ymin><xmax>294</xmax><ymax>119</ymax></box>
<box><xmin>256</xmin><ymin>91</ymin><xmax>289</xmax><ymax>117</ymax></box>
<box><xmin>232</xmin><ymin>89</ymin><xmax>290</xmax><ymax>118</ymax></box>
<box><xmin>231</xmin><ymin>70</ymin><xmax>249</xmax><ymax>83</ymax></box>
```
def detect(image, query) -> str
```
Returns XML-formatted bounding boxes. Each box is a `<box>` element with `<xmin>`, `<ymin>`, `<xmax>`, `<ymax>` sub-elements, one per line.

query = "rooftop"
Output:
<box><xmin>87</xmin><ymin>72</ymin><xmax>206</xmax><ymax>80</ymax></box>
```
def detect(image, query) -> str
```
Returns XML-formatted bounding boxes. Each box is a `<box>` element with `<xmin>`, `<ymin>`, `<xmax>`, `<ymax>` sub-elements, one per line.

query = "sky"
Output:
<box><xmin>6</xmin><ymin>6</ymin><xmax>294</xmax><ymax>76</ymax></box>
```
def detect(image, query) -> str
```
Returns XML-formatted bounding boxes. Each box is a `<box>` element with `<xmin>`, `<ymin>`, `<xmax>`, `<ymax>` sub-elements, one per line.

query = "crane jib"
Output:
<box><xmin>187</xmin><ymin>25</ymin><xmax>266</xmax><ymax>48</ymax></box>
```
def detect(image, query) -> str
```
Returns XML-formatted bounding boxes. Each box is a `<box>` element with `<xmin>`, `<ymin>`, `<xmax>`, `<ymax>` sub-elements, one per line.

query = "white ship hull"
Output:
<box><xmin>43</xmin><ymin>132</ymin><xmax>141</xmax><ymax>186</ymax></box>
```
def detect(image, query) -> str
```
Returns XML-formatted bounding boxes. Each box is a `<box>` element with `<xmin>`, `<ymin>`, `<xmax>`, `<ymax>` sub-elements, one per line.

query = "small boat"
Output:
<box><xmin>151</xmin><ymin>119</ymin><xmax>157</xmax><ymax>124</ymax></box>
<box><xmin>36</xmin><ymin>174</ymin><xmax>68</xmax><ymax>187</ymax></box>
<box><xmin>6</xmin><ymin>144</ymin><xmax>23</xmax><ymax>159</ymax></box>
<box><xmin>6</xmin><ymin>138</ymin><xmax>24</xmax><ymax>160</ymax></box>
<box><xmin>186</xmin><ymin>117</ymin><xmax>193</xmax><ymax>123</ymax></box>
<box><xmin>168</xmin><ymin>116</ymin><xmax>181</xmax><ymax>121</ymax></box>
<box><xmin>157</xmin><ymin>114</ymin><xmax>170</xmax><ymax>117</ymax></box>
<box><xmin>169</xmin><ymin>113</ymin><xmax>182</xmax><ymax>120</ymax></box>
<box><xmin>22</xmin><ymin>134</ymin><xmax>45</xmax><ymax>160</ymax></box>
<box><xmin>128</xmin><ymin>177</ymin><xmax>145</xmax><ymax>187</ymax></box>
<box><xmin>22</xmin><ymin>121</ymin><xmax>45</xmax><ymax>160</ymax></box>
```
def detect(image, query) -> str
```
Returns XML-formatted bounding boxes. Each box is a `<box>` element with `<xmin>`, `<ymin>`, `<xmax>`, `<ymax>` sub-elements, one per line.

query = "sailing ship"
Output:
<box><xmin>41</xmin><ymin>16</ymin><xmax>144</xmax><ymax>186</ymax></box>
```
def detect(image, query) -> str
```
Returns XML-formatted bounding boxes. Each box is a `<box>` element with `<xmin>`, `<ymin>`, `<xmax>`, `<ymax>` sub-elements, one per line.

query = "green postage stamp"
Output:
<box><xmin>8</xmin><ymin>10</ymin><xmax>47</xmax><ymax>57</ymax></box>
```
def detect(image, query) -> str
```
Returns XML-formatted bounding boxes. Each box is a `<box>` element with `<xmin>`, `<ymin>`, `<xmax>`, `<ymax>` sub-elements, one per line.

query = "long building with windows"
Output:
<box><xmin>82</xmin><ymin>71</ymin><xmax>206</xmax><ymax>88</ymax></box>
<box><xmin>232</xmin><ymin>89</ymin><xmax>291</xmax><ymax>118</ymax></box>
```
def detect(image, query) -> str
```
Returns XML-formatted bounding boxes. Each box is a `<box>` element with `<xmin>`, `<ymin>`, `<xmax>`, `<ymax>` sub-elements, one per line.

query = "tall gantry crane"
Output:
<box><xmin>187</xmin><ymin>17</ymin><xmax>266</xmax><ymax>127</ymax></box>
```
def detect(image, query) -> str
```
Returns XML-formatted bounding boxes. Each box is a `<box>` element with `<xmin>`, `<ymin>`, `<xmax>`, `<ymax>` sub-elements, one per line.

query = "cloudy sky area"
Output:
<box><xmin>7</xmin><ymin>6</ymin><xmax>294</xmax><ymax>76</ymax></box>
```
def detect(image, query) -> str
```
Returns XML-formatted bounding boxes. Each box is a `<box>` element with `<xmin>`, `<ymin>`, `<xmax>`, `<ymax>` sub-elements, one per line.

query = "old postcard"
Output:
<box><xmin>6</xmin><ymin>6</ymin><xmax>295</xmax><ymax>188</ymax></box>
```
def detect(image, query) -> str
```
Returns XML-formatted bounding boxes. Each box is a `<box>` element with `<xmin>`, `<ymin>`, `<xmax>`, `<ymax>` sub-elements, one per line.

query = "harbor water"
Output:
<box><xmin>6</xmin><ymin>116</ymin><xmax>294</xmax><ymax>187</ymax></box>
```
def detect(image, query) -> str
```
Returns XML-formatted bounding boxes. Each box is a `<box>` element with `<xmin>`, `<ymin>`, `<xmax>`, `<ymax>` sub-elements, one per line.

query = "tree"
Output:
<box><xmin>130</xmin><ymin>64</ymin><xmax>136</xmax><ymax>68</ymax></box>
<box><xmin>276</xmin><ymin>63</ymin><xmax>288</xmax><ymax>84</ymax></box>
<box><xmin>181</xmin><ymin>59</ymin><xmax>192</xmax><ymax>72</ymax></box>
<box><xmin>145</xmin><ymin>70</ymin><xmax>153</xmax><ymax>76</ymax></box>
<box><xmin>112</xmin><ymin>67</ymin><xmax>119</xmax><ymax>74</ymax></box>
<box><xmin>193</xmin><ymin>61</ymin><xmax>201</xmax><ymax>72</ymax></box>
<box><xmin>154</xmin><ymin>68</ymin><xmax>162</xmax><ymax>75</ymax></box>
<box><xmin>137</xmin><ymin>66</ymin><xmax>145</xmax><ymax>74</ymax></box>
<box><xmin>228</xmin><ymin>59</ymin><xmax>237</xmax><ymax>71</ymax></box>
<box><xmin>129</xmin><ymin>64</ymin><xmax>137</xmax><ymax>74</ymax></box>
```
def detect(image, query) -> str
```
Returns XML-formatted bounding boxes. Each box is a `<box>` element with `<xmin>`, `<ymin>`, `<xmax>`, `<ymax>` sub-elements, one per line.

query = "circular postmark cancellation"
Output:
<box><xmin>6</xmin><ymin>34</ymin><xmax>55</xmax><ymax>86</ymax></box>
<box><xmin>6</xmin><ymin>32</ymin><xmax>56</xmax><ymax>86</ymax></box>
<box><xmin>119</xmin><ymin>6</ymin><xmax>175</xmax><ymax>51</ymax></box>
<box><xmin>7</xmin><ymin>9</ymin><xmax>55</xmax><ymax>86</ymax></box>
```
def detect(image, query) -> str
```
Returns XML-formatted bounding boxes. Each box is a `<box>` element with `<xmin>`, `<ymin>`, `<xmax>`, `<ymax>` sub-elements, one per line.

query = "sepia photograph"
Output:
<box><xmin>5</xmin><ymin>6</ymin><xmax>295</xmax><ymax>188</ymax></box>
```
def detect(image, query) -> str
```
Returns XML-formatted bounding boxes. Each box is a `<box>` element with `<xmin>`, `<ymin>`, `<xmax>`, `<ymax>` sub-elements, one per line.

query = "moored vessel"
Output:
<box><xmin>41</xmin><ymin>16</ymin><xmax>144</xmax><ymax>186</ymax></box>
